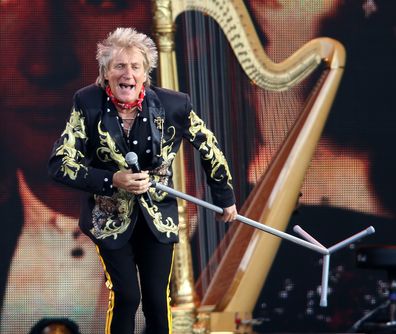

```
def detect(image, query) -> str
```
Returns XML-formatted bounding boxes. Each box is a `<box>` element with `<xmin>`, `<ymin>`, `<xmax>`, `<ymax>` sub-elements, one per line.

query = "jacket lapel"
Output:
<box><xmin>145</xmin><ymin>88</ymin><xmax>165</xmax><ymax>167</ymax></box>
<box><xmin>101</xmin><ymin>97</ymin><xmax>129</xmax><ymax>156</ymax></box>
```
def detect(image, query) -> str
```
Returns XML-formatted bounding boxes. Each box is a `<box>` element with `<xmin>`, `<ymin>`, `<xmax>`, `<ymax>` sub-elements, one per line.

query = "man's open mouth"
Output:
<box><xmin>119</xmin><ymin>83</ymin><xmax>135</xmax><ymax>90</ymax></box>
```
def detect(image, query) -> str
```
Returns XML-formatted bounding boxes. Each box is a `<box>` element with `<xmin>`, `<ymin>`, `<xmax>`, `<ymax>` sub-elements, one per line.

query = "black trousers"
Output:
<box><xmin>96</xmin><ymin>214</ymin><xmax>174</xmax><ymax>334</ymax></box>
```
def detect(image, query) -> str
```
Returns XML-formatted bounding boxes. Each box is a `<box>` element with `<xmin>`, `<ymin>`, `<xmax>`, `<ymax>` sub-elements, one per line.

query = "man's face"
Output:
<box><xmin>105</xmin><ymin>47</ymin><xmax>147</xmax><ymax>104</ymax></box>
<box><xmin>0</xmin><ymin>0</ymin><xmax>151</xmax><ymax>179</ymax></box>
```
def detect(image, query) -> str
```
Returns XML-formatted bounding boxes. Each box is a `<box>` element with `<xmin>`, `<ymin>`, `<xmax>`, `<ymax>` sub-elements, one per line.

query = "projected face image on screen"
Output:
<box><xmin>245</xmin><ymin>0</ymin><xmax>395</xmax><ymax>218</ymax></box>
<box><xmin>0</xmin><ymin>1</ymin><xmax>152</xmax><ymax>333</ymax></box>
<box><xmin>242</xmin><ymin>1</ymin><xmax>396</xmax><ymax>330</ymax></box>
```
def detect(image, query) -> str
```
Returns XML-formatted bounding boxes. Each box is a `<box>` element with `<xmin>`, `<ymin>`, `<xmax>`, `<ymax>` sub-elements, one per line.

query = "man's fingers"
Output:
<box><xmin>131</xmin><ymin>172</ymin><xmax>149</xmax><ymax>181</ymax></box>
<box><xmin>127</xmin><ymin>178</ymin><xmax>151</xmax><ymax>194</ymax></box>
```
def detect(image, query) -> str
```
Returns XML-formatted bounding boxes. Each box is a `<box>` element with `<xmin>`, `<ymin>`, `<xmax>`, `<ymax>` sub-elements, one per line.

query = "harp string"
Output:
<box><xmin>178</xmin><ymin>11</ymin><xmax>237</xmax><ymax>290</ymax></box>
<box><xmin>175</xmin><ymin>10</ymin><xmax>318</xmax><ymax>294</ymax></box>
<box><xmin>181</xmin><ymin>11</ymin><xmax>232</xmax><ymax>290</ymax></box>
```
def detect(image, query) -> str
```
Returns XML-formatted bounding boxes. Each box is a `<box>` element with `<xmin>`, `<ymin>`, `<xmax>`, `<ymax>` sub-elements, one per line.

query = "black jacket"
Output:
<box><xmin>48</xmin><ymin>84</ymin><xmax>235</xmax><ymax>249</ymax></box>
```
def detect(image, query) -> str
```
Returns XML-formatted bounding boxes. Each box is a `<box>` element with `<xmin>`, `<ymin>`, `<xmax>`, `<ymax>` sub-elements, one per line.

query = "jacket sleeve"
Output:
<box><xmin>48</xmin><ymin>92</ymin><xmax>115</xmax><ymax>196</ymax></box>
<box><xmin>181</xmin><ymin>95</ymin><xmax>235</xmax><ymax>208</ymax></box>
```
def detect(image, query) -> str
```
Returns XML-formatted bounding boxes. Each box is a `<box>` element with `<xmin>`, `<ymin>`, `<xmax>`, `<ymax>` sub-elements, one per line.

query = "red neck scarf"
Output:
<box><xmin>105</xmin><ymin>85</ymin><xmax>145</xmax><ymax>111</ymax></box>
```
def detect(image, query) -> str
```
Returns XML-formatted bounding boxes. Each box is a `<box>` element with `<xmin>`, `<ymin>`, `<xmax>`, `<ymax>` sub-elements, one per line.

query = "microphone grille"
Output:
<box><xmin>125</xmin><ymin>152</ymin><xmax>138</xmax><ymax>165</ymax></box>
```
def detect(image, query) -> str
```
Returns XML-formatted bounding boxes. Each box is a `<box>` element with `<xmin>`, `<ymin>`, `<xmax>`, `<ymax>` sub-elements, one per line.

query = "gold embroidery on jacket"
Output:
<box><xmin>154</xmin><ymin>116</ymin><xmax>164</xmax><ymax>130</ymax></box>
<box><xmin>149</xmin><ymin>125</ymin><xmax>176</xmax><ymax>202</ymax></box>
<box><xmin>149</xmin><ymin>162</ymin><xmax>172</xmax><ymax>202</ymax></box>
<box><xmin>141</xmin><ymin>197</ymin><xmax>178</xmax><ymax>237</ymax></box>
<box><xmin>91</xmin><ymin>190</ymin><xmax>135</xmax><ymax>240</ymax></box>
<box><xmin>188</xmin><ymin>110</ymin><xmax>233</xmax><ymax>188</ymax></box>
<box><xmin>154</xmin><ymin>116</ymin><xmax>165</xmax><ymax>154</ymax></box>
<box><xmin>55</xmin><ymin>108</ymin><xmax>88</xmax><ymax>180</ymax></box>
<box><xmin>97</xmin><ymin>121</ymin><xmax>128</xmax><ymax>169</ymax></box>
<box><xmin>162</xmin><ymin>126</ymin><xmax>176</xmax><ymax>160</ymax></box>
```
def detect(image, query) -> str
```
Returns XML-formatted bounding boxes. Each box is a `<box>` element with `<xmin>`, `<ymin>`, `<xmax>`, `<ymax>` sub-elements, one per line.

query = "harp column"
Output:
<box><xmin>152</xmin><ymin>0</ymin><xmax>199</xmax><ymax>332</ymax></box>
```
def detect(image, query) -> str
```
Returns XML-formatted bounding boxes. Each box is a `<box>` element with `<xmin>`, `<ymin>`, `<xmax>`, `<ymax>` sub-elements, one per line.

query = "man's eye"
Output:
<box><xmin>82</xmin><ymin>0</ymin><xmax>127</xmax><ymax>10</ymax></box>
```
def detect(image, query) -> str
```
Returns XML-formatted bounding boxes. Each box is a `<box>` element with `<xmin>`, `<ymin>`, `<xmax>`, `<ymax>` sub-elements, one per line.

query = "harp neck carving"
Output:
<box><xmin>168</xmin><ymin>0</ymin><xmax>345</xmax><ymax>90</ymax></box>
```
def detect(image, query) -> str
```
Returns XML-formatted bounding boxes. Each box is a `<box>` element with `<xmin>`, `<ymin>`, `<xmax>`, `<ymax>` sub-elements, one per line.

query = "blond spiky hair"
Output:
<box><xmin>96</xmin><ymin>27</ymin><xmax>158</xmax><ymax>88</ymax></box>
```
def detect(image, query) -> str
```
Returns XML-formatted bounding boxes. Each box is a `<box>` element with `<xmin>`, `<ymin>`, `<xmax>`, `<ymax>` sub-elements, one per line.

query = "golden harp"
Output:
<box><xmin>151</xmin><ymin>0</ymin><xmax>345</xmax><ymax>332</ymax></box>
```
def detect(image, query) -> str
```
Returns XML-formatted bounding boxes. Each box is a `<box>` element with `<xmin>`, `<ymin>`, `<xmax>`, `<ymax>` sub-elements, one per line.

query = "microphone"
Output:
<box><xmin>125</xmin><ymin>152</ymin><xmax>153</xmax><ymax>206</ymax></box>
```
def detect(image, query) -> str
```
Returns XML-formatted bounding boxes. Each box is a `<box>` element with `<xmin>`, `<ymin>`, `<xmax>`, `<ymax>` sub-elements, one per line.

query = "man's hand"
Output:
<box><xmin>112</xmin><ymin>170</ymin><xmax>151</xmax><ymax>195</ymax></box>
<box><xmin>215</xmin><ymin>204</ymin><xmax>238</xmax><ymax>223</ymax></box>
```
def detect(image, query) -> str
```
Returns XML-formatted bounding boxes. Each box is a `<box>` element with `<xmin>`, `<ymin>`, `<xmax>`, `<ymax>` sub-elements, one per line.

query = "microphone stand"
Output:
<box><xmin>151</xmin><ymin>181</ymin><xmax>375</xmax><ymax>307</ymax></box>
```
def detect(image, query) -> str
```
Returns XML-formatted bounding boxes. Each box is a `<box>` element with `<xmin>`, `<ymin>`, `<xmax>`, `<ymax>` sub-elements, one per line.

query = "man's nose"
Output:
<box><xmin>122</xmin><ymin>66</ymin><xmax>137</xmax><ymax>81</ymax></box>
<box><xmin>19</xmin><ymin>1</ymin><xmax>81</xmax><ymax>89</ymax></box>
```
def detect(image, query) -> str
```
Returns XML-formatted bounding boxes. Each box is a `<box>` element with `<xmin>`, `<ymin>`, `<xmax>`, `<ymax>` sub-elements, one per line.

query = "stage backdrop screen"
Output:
<box><xmin>1</xmin><ymin>1</ymin><xmax>395</xmax><ymax>333</ymax></box>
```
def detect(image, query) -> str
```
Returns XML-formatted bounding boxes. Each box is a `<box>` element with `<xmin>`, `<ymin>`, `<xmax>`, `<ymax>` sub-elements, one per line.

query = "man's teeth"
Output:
<box><xmin>119</xmin><ymin>84</ymin><xmax>135</xmax><ymax>90</ymax></box>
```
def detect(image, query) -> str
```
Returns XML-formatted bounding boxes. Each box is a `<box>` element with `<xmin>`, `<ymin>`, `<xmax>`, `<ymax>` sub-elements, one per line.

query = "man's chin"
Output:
<box><xmin>119</xmin><ymin>96</ymin><xmax>137</xmax><ymax>104</ymax></box>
